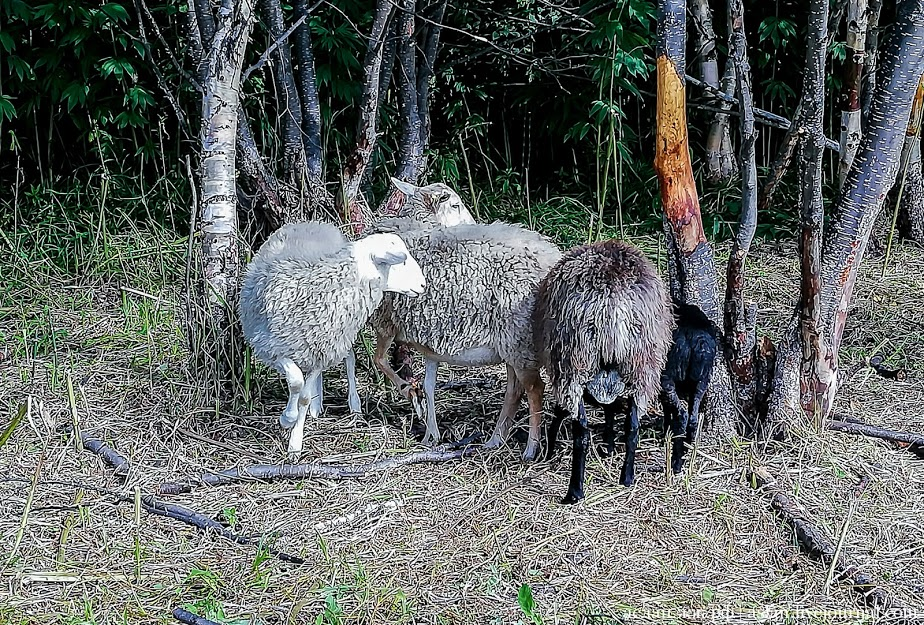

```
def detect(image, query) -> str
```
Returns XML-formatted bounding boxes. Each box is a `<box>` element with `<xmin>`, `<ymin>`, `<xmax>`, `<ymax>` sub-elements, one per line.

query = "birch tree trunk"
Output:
<box><xmin>655</xmin><ymin>0</ymin><xmax>737</xmax><ymax>438</ymax></box>
<box><xmin>861</xmin><ymin>0</ymin><xmax>883</xmax><ymax>124</ymax></box>
<box><xmin>797</xmin><ymin>0</ymin><xmax>834</xmax><ymax>429</ymax></box>
<box><xmin>837</xmin><ymin>0</ymin><xmax>869</xmax><ymax>186</ymax></box>
<box><xmin>897</xmin><ymin>75</ymin><xmax>924</xmax><ymax>243</ymax></box>
<box><xmin>767</xmin><ymin>0</ymin><xmax>924</xmax><ymax>433</ymax></box>
<box><xmin>196</xmin><ymin>0</ymin><xmax>254</xmax><ymax>371</ymax></box>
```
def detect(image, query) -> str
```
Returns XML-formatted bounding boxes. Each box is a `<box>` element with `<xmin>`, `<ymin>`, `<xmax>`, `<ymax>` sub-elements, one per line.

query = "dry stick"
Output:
<box><xmin>75</xmin><ymin>433</ymin><xmax>306</xmax><ymax>564</ymax></box>
<box><xmin>159</xmin><ymin>431</ymin><xmax>484</xmax><ymax>495</ymax></box>
<box><xmin>5</xmin><ymin>453</ymin><xmax>44</xmax><ymax>566</ymax></box>
<box><xmin>748</xmin><ymin>467</ymin><xmax>898</xmax><ymax>608</ymax></box>
<box><xmin>826</xmin><ymin>419</ymin><xmax>924</xmax><ymax>458</ymax></box>
<box><xmin>172</xmin><ymin>608</ymin><xmax>223</xmax><ymax>625</ymax></box>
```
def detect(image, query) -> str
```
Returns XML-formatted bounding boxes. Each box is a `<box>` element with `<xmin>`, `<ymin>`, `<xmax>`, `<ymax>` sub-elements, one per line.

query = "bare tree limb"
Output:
<box><xmin>828</xmin><ymin>416</ymin><xmax>924</xmax><ymax>457</ymax></box>
<box><xmin>242</xmin><ymin>13</ymin><xmax>308</xmax><ymax>83</ymax></box>
<box><xmin>173</xmin><ymin>608</ymin><xmax>223</xmax><ymax>625</ymax></box>
<box><xmin>158</xmin><ymin>432</ymin><xmax>484</xmax><ymax>495</ymax></box>
<box><xmin>748</xmin><ymin>467</ymin><xmax>899</xmax><ymax>608</ymax></box>
<box><xmin>837</xmin><ymin>0</ymin><xmax>870</xmax><ymax>186</ymax></box>
<box><xmin>686</xmin><ymin>74</ymin><xmax>841</xmax><ymax>152</ymax></box>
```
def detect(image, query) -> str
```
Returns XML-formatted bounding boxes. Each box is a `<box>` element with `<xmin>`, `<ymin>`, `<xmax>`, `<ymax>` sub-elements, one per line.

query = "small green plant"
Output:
<box><xmin>517</xmin><ymin>583</ymin><xmax>542</xmax><ymax>625</ymax></box>
<box><xmin>250</xmin><ymin>540</ymin><xmax>273</xmax><ymax>589</ymax></box>
<box><xmin>316</xmin><ymin>587</ymin><xmax>344</xmax><ymax>625</ymax></box>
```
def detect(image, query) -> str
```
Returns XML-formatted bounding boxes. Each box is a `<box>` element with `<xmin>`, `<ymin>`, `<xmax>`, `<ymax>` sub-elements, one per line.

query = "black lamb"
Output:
<box><xmin>660</xmin><ymin>302</ymin><xmax>719</xmax><ymax>475</ymax></box>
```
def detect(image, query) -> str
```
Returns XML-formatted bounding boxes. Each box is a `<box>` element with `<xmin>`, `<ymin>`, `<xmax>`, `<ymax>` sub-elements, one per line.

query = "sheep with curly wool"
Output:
<box><xmin>369</xmin><ymin>219</ymin><xmax>562</xmax><ymax>460</ymax></box>
<box><xmin>661</xmin><ymin>302</ymin><xmax>719</xmax><ymax>475</ymax></box>
<box><xmin>390</xmin><ymin>177</ymin><xmax>476</xmax><ymax>227</ymax></box>
<box><xmin>239</xmin><ymin>220</ymin><xmax>425</xmax><ymax>457</ymax></box>
<box><xmin>534</xmin><ymin>239</ymin><xmax>673</xmax><ymax>504</ymax></box>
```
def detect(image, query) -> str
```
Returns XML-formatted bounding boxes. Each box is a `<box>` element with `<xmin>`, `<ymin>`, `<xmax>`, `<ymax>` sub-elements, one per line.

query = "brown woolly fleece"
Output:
<box><xmin>533</xmin><ymin>239</ymin><xmax>675</xmax><ymax>414</ymax></box>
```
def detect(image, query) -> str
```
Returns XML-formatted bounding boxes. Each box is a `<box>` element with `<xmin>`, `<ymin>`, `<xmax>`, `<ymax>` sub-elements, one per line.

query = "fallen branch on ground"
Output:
<box><xmin>158</xmin><ymin>431</ymin><xmax>484</xmax><ymax>495</ymax></box>
<box><xmin>435</xmin><ymin>377</ymin><xmax>499</xmax><ymax>391</ymax></box>
<box><xmin>868</xmin><ymin>356</ymin><xmax>907</xmax><ymax>381</ymax></box>
<box><xmin>747</xmin><ymin>467</ymin><xmax>899</xmax><ymax>608</ymax></box>
<box><xmin>172</xmin><ymin>608</ymin><xmax>223</xmax><ymax>625</ymax></box>
<box><xmin>75</xmin><ymin>432</ymin><xmax>305</xmax><ymax>564</ymax></box>
<box><xmin>827</xmin><ymin>417</ymin><xmax>924</xmax><ymax>459</ymax></box>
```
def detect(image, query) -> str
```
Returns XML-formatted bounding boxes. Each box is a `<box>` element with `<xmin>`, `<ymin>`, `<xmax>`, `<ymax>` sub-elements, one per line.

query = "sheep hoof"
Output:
<box><xmin>522</xmin><ymin>444</ymin><xmax>538</xmax><ymax>462</ymax></box>
<box><xmin>619</xmin><ymin>467</ymin><xmax>635</xmax><ymax>487</ymax></box>
<box><xmin>484</xmin><ymin>435</ymin><xmax>504</xmax><ymax>449</ymax></box>
<box><xmin>560</xmin><ymin>491</ymin><xmax>584</xmax><ymax>505</ymax></box>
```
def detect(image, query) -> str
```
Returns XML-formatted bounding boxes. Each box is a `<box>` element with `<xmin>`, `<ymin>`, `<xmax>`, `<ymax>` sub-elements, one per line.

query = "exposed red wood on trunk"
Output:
<box><xmin>655</xmin><ymin>55</ymin><xmax>707</xmax><ymax>256</ymax></box>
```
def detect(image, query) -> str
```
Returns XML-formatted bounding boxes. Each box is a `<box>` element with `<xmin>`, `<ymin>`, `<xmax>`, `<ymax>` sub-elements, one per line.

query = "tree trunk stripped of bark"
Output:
<box><xmin>723</xmin><ymin>0</ymin><xmax>759</xmax><ymax>419</ymax></box>
<box><xmin>767</xmin><ymin>0</ymin><xmax>924</xmax><ymax>432</ymax></box>
<box><xmin>798</xmin><ymin>0</ymin><xmax>835</xmax><ymax>431</ymax></box>
<box><xmin>260</xmin><ymin>0</ymin><xmax>307</xmax><ymax>183</ymax></box>
<box><xmin>338</xmin><ymin>0</ymin><xmax>394</xmax><ymax>234</ymax></box>
<box><xmin>897</xmin><ymin>75</ymin><xmax>924</xmax><ymax>243</ymax></box>
<box><xmin>748</xmin><ymin>467</ymin><xmax>898</xmax><ymax>608</ymax></box>
<box><xmin>196</xmin><ymin>0</ymin><xmax>254</xmax><ymax>372</ymax></box>
<box><xmin>837</xmin><ymin>0</ymin><xmax>870</xmax><ymax>187</ymax></box>
<box><xmin>655</xmin><ymin>0</ymin><xmax>737</xmax><ymax>438</ymax></box>
<box><xmin>691</xmin><ymin>0</ymin><xmax>735</xmax><ymax>182</ymax></box>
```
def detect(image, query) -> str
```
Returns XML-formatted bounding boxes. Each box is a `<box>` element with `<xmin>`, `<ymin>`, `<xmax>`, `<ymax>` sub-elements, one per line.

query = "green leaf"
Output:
<box><xmin>0</xmin><ymin>403</ymin><xmax>26</xmax><ymax>449</ymax></box>
<box><xmin>100</xmin><ymin>3</ymin><xmax>129</xmax><ymax>23</ymax></box>
<box><xmin>517</xmin><ymin>583</ymin><xmax>541</xmax><ymax>625</ymax></box>
<box><xmin>0</xmin><ymin>31</ymin><xmax>15</xmax><ymax>54</ymax></box>
<box><xmin>61</xmin><ymin>82</ymin><xmax>89</xmax><ymax>112</ymax></box>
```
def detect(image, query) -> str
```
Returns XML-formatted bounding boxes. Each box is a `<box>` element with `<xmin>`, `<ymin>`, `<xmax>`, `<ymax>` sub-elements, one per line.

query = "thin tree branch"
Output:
<box><xmin>158</xmin><ymin>432</ymin><xmax>484</xmax><ymax>495</ymax></box>
<box><xmin>242</xmin><ymin>13</ymin><xmax>309</xmax><ymax>83</ymax></box>
<box><xmin>828</xmin><ymin>416</ymin><xmax>924</xmax><ymax>457</ymax></box>
<box><xmin>686</xmin><ymin>74</ymin><xmax>841</xmax><ymax>152</ymax></box>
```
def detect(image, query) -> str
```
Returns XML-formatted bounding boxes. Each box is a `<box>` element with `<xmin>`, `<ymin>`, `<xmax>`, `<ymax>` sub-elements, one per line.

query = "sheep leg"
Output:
<box><xmin>486</xmin><ymin>364</ymin><xmax>524</xmax><ymax>451</ymax></box>
<box><xmin>288</xmin><ymin>369</ymin><xmax>322</xmax><ymax>458</ymax></box>
<box><xmin>661</xmin><ymin>379</ymin><xmax>690</xmax><ymax>474</ymax></box>
<box><xmin>684</xmin><ymin>381</ymin><xmax>707</xmax><ymax>462</ymax></box>
<box><xmin>546</xmin><ymin>406</ymin><xmax>568</xmax><ymax>461</ymax></box>
<box><xmin>516</xmin><ymin>367</ymin><xmax>544</xmax><ymax>462</ymax></box>
<box><xmin>619</xmin><ymin>398</ymin><xmax>640</xmax><ymax>487</ymax></box>
<box><xmin>278</xmin><ymin>358</ymin><xmax>305</xmax><ymax>428</ymax></box>
<box><xmin>562</xmin><ymin>400</ymin><xmax>589</xmax><ymax>505</ymax></box>
<box><xmin>374</xmin><ymin>331</ymin><xmax>425</xmax><ymax>422</ymax></box>
<box><xmin>344</xmin><ymin>349</ymin><xmax>362</xmax><ymax>414</ymax></box>
<box><xmin>421</xmin><ymin>358</ymin><xmax>441</xmax><ymax>445</ymax></box>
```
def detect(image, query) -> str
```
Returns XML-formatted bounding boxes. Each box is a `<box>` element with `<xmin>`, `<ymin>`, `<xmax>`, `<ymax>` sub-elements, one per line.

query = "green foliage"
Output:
<box><xmin>517</xmin><ymin>583</ymin><xmax>542</xmax><ymax>625</ymax></box>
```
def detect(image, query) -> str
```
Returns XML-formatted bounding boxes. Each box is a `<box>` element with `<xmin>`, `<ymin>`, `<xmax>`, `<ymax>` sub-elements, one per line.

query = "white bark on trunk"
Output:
<box><xmin>199</xmin><ymin>0</ymin><xmax>254</xmax><ymax>328</ymax></box>
<box><xmin>837</xmin><ymin>0</ymin><xmax>869</xmax><ymax>186</ymax></box>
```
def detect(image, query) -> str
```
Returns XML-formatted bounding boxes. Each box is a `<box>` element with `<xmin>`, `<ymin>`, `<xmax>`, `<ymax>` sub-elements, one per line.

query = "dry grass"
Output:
<box><xmin>1</xmin><ymin>230</ymin><xmax>923</xmax><ymax>625</ymax></box>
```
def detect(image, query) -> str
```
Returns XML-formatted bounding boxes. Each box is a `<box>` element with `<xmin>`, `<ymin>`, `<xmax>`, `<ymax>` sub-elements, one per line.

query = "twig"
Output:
<box><xmin>434</xmin><ymin>377</ymin><xmax>499</xmax><ymax>391</ymax></box>
<box><xmin>826</xmin><ymin>418</ymin><xmax>924</xmax><ymax>458</ymax></box>
<box><xmin>748</xmin><ymin>467</ymin><xmax>898</xmax><ymax>608</ymax></box>
<box><xmin>868</xmin><ymin>355</ymin><xmax>907</xmax><ymax>381</ymax></box>
<box><xmin>173</xmin><ymin>608</ymin><xmax>223</xmax><ymax>625</ymax></box>
<box><xmin>159</xmin><ymin>431</ymin><xmax>484</xmax><ymax>495</ymax></box>
<box><xmin>5</xmin><ymin>453</ymin><xmax>44</xmax><ymax>566</ymax></box>
<box><xmin>242</xmin><ymin>10</ymin><xmax>315</xmax><ymax>82</ymax></box>
<box><xmin>686</xmin><ymin>74</ymin><xmax>840</xmax><ymax>152</ymax></box>
<box><xmin>73</xmin><ymin>433</ymin><xmax>305</xmax><ymax>564</ymax></box>
<box><xmin>67</xmin><ymin>428</ymin><xmax>131</xmax><ymax>477</ymax></box>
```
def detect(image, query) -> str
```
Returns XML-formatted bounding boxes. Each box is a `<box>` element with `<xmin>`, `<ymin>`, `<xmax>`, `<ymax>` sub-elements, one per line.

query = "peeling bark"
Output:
<box><xmin>767</xmin><ymin>0</ymin><xmax>924</xmax><ymax>432</ymax></box>
<box><xmin>797</xmin><ymin>0</ymin><xmax>835</xmax><ymax>429</ymax></box>
<box><xmin>196</xmin><ymin>0</ymin><xmax>254</xmax><ymax>363</ymax></box>
<box><xmin>837</xmin><ymin>0</ymin><xmax>869</xmax><ymax>186</ymax></box>
<box><xmin>898</xmin><ymin>75</ymin><xmax>924</xmax><ymax>243</ymax></box>
<box><xmin>723</xmin><ymin>0</ymin><xmax>758</xmax><ymax>418</ymax></box>
<box><xmin>656</xmin><ymin>0</ymin><xmax>736</xmax><ymax>438</ymax></box>
<box><xmin>338</xmin><ymin>0</ymin><xmax>395</xmax><ymax>235</ymax></box>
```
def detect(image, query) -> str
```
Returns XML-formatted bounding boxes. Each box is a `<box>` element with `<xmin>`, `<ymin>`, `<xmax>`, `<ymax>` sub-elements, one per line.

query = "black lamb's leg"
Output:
<box><xmin>601</xmin><ymin>401</ymin><xmax>619</xmax><ymax>458</ymax></box>
<box><xmin>686</xmin><ymin>380</ymin><xmax>707</xmax><ymax>453</ymax></box>
<box><xmin>562</xmin><ymin>400</ymin><xmax>589</xmax><ymax>504</ymax></box>
<box><xmin>661</xmin><ymin>379</ymin><xmax>688</xmax><ymax>474</ymax></box>
<box><xmin>545</xmin><ymin>404</ymin><xmax>568</xmax><ymax>461</ymax></box>
<box><xmin>620</xmin><ymin>398</ymin><xmax>640</xmax><ymax>487</ymax></box>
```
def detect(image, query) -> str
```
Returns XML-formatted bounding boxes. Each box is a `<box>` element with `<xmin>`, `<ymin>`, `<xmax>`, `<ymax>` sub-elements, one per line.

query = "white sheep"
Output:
<box><xmin>368</xmin><ymin>219</ymin><xmax>562</xmax><ymax>460</ymax></box>
<box><xmin>239</xmin><ymin>221</ymin><xmax>425</xmax><ymax>457</ymax></box>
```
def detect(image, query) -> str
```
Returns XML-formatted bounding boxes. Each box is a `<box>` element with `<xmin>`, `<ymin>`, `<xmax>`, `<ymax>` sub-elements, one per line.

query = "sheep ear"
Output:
<box><xmin>390</xmin><ymin>177</ymin><xmax>418</xmax><ymax>196</ymax></box>
<box><xmin>373</xmin><ymin>249</ymin><xmax>407</xmax><ymax>266</ymax></box>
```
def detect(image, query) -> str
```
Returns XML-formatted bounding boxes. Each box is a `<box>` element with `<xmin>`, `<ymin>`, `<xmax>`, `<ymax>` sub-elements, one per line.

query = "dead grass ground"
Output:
<box><xmin>1</xmin><ymin>230</ymin><xmax>923</xmax><ymax>625</ymax></box>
